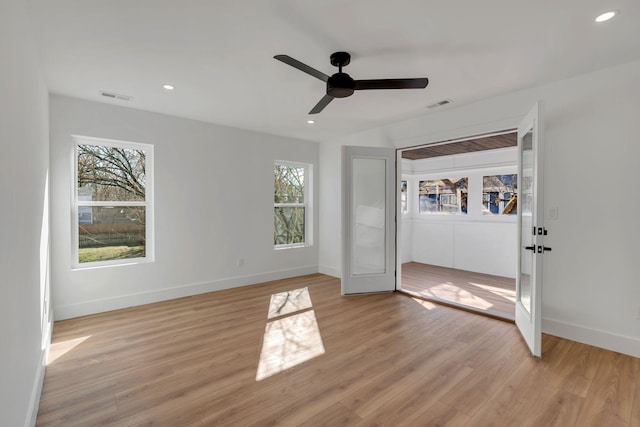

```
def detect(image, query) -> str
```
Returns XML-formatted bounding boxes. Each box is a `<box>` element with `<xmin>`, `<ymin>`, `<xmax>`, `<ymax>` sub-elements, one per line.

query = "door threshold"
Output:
<box><xmin>397</xmin><ymin>289</ymin><xmax>515</xmax><ymax>324</ymax></box>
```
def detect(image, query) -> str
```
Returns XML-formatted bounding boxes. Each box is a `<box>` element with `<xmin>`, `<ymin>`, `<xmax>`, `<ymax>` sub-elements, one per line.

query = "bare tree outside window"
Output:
<box><xmin>78</xmin><ymin>145</ymin><xmax>146</xmax><ymax>201</ymax></box>
<box><xmin>274</xmin><ymin>164</ymin><xmax>306</xmax><ymax>246</ymax></box>
<box><xmin>75</xmin><ymin>142</ymin><xmax>151</xmax><ymax>264</ymax></box>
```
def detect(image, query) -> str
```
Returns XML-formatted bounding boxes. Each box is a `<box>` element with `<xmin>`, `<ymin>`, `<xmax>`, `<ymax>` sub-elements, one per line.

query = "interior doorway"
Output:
<box><xmin>398</xmin><ymin>131</ymin><xmax>517</xmax><ymax>321</ymax></box>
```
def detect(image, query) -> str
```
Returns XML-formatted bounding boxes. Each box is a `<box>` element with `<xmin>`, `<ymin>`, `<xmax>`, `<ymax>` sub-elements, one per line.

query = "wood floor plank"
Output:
<box><xmin>544</xmin><ymin>339</ymin><xmax>603</xmax><ymax>398</ymax></box>
<box><xmin>632</xmin><ymin>373</ymin><xmax>640</xmax><ymax>426</ymax></box>
<box><xmin>439</xmin><ymin>328</ymin><xmax>530</xmax><ymax>418</ymax></box>
<box><xmin>574</xmin><ymin>349</ymin><xmax>638</xmax><ymax>426</ymax></box>
<box><xmin>353</xmin><ymin>359</ymin><xmax>473</xmax><ymax>427</ymax></box>
<box><xmin>298</xmin><ymin>402</ymin><xmax>363</xmax><ymax>427</ymax></box>
<box><xmin>36</xmin><ymin>273</ymin><xmax>639</xmax><ymax>426</ymax></box>
<box><xmin>408</xmin><ymin>401</ymin><xmax>471</xmax><ymax>427</ymax></box>
<box><xmin>465</xmin><ymin>353</ymin><xmax>553</xmax><ymax>426</ymax></box>
<box><xmin>521</xmin><ymin>389</ymin><xmax>586</xmax><ymax>427</ymax></box>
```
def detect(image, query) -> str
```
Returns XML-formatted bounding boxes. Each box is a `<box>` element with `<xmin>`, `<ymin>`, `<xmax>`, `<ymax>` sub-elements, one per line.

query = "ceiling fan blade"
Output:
<box><xmin>274</xmin><ymin>55</ymin><xmax>329</xmax><ymax>82</ymax></box>
<box><xmin>309</xmin><ymin>94</ymin><xmax>334</xmax><ymax>114</ymax></box>
<box><xmin>355</xmin><ymin>78</ymin><xmax>429</xmax><ymax>90</ymax></box>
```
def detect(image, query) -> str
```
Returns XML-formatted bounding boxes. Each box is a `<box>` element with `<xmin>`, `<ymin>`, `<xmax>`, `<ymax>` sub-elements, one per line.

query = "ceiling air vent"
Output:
<box><xmin>427</xmin><ymin>99</ymin><xmax>452</xmax><ymax>109</ymax></box>
<box><xmin>100</xmin><ymin>91</ymin><xmax>132</xmax><ymax>101</ymax></box>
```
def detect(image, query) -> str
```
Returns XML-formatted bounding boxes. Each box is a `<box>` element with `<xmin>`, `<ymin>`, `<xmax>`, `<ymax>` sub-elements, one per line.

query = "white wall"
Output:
<box><xmin>0</xmin><ymin>0</ymin><xmax>52</xmax><ymax>425</ymax></box>
<box><xmin>402</xmin><ymin>148</ymin><xmax>518</xmax><ymax>278</ymax></box>
<box><xmin>319</xmin><ymin>59</ymin><xmax>640</xmax><ymax>357</ymax></box>
<box><xmin>49</xmin><ymin>95</ymin><xmax>319</xmax><ymax>320</ymax></box>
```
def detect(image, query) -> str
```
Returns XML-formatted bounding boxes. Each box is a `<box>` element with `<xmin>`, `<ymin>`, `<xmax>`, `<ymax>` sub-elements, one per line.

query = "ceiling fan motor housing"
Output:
<box><xmin>327</xmin><ymin>73</ymin><xmax>355</xmax><ymax>98</ymax></box>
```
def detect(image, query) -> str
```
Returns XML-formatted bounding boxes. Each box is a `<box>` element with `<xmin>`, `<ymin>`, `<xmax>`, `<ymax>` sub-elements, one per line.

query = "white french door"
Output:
<box><xmin>515</xmin><ymin>102</ymin><xmax>546</xmax><ymax>357</ymax></box>
<box><xmin>341</xmin><ymin>146</ymin><xmax>397</xmax><ymax>294</ymax></box>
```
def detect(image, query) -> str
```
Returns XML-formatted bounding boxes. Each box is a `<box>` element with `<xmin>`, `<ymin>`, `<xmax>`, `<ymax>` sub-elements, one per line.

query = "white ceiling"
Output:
<box><xmin>27</xmin><ymin>0</ymin><xmax>640</xmax><ymax>143</ymax></box>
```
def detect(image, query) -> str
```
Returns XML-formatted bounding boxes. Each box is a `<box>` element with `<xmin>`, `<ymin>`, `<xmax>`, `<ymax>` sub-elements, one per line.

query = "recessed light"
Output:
<box><xmin>307</xmin><ymin>120</ymin><xmax>315</xmax><ymax>124</ymax></box>
<box><xmin>595</xmin><ymin>10</ymin><xmax>617</xmax><ymax>22</ymax></box>
<box><xmin>162</xmin><ymin>84</ymin><xmax>175</xmax><ymax>91</ymax></box>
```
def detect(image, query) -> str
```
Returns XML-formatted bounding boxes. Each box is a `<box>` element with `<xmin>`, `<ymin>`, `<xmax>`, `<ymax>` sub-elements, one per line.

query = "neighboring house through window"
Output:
<box><xmin>418</xmin><ymin>177</ymin><xmax>468</xmax><ymax>214</ymax></box>
<box><xmin>72</xmin><ymin>136</ymin><xmax>153</xmax><ymax>267</ymax></box>
<box><xmin>482</xmin><ymin>174</ymin><xmax>518</xmax><ymax>215</ymax></box>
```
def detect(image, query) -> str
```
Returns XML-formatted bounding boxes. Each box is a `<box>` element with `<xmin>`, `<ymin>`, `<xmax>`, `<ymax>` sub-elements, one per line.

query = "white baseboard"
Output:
<box><xmin>26</xmin><ymin>319</ymin><xmax>52</xmax><ymax>427</ymax></box>
<box><xmin>26</xmin><ymin>352</ymin><xmax>46</xmax><ymax>427</ymax></box>
<box><xmin>318</xmin><ymin>264</ymin><xmax>340</xmax><ymax>278</ymax></box>
<box><xmin>54</xmin><ymin>265</ymin><xmax>318</xmax><ymax>320</ymax></box>
<box><xmin>543</xmin><ymin>318</ymin><xmax>640</xmax><ymax>358</ymax></box>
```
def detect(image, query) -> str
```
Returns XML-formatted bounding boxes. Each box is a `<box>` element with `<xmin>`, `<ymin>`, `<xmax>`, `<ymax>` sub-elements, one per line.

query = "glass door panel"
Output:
<box><xmin>519</xmin><ymin>129</ymin><xmax>534</xmax><ymax>313</ymax></box>
<box><xmin>351</xmin><ymin>158</ymin><xmax>387</xmax><ymax>275</ymax></box>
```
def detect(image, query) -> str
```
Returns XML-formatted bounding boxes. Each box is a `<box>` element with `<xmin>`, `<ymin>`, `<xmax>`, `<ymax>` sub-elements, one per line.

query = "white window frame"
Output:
<box><xmin>71</xmin><ymin>135</ymin><xmax>154</xmax><ymax>269</ymax></box>
<box><xmin>274</xmin><ymin>160</ymin><xmax>312</xmax><ymax>249</ymax></box>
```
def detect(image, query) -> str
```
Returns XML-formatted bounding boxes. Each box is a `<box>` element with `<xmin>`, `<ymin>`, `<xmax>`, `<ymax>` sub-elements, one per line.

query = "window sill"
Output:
<box><xmin>72</xmin><ymin>256</ymin><xmax>153</xmax><ymax>271</ymax></box>
<box><xmin>274</xmin><ymin>243</ymin><xmax>310</xmax><ymax>250</ymax></box>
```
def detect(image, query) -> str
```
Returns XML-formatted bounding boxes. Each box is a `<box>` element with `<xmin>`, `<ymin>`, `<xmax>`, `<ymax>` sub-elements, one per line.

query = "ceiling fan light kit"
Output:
<box><xmin>274</xmin><ymin>51</ymin><xmax>429</xmax><ymax>114</ymax></box>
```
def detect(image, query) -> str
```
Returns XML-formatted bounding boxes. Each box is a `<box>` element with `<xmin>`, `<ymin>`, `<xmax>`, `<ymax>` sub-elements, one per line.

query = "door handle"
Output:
<box><xmin>524</xmin><ymin>246</ymin><xmax>536</xmax><ymax>252</ymax></box>
<box><xmin>536</xmin><ymin>245</ymin><xmax>552</xmax><ymax>253</ymax></box>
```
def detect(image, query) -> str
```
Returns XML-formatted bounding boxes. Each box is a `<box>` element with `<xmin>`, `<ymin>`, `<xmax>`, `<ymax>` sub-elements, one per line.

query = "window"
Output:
<box><xmin>418</xmin><ymin>177</ymin><xmax>468</xmax><ymax>214</ymax></box>
<box><xmin>73</xmin><ymin>136</ymin><xmax>153</xmax><ymax>267</ymax></box>
<box><xmin>482</xmin><ymin>174</ymin><xmax>517</xmax><ymax>215</ymax></box>
<box><xmin>400</xmin><ymin>180</ymin><xmax>408</xmax><ymax>214</ymax></box>
<box><xmin>274</xmin><ymin>162</ymin><xmax>311</xmax><ymax>248</ymax></box>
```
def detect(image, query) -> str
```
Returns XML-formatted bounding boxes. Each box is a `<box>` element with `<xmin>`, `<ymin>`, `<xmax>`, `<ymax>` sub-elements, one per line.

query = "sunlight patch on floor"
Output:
<box><xmin>468</xmin><ymin>281</ymin><xmax>517</xmax><ymax>302</ymax></box>
<box><xmin>256</xmin><ymin>310</ymin><xmax>325</xmax><ymax>381</ymax></box>
<box><xmin>47</xmin><ymin>335</ymin><xmax>91</xmax><ymax>365</ymax></box>
<box><xmin>427</xmin><ymin>283</ymin><xmax>493</xmax><ymax>309</ymax></box>
<box><xmin>411</xmin><ymin>297</ymin><xmax>438</xmax><ymax>310</ymax></box>
<box><xmin>257</xmin><ymin>287</ymin><xmax>325</xmax><ymax>381</ymax></box>
<box><xmin>267</xmin><ymin>287</ymin><xmax>312</xmax><ymax>319</ymax></box>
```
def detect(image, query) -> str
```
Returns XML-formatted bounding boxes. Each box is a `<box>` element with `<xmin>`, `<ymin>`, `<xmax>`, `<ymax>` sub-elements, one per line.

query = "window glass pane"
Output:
<box><xmin>482</xmin><ymin>174</ymin><xmax>518</xmax><ymax>215</ymax></box>
<box><xmin>274</xmin><ymin>165</ymin><xmax>304</xmax><ymax>203</ymax></box>
<box><xmin>519</xmin><ymin>129</ymin><xmax>534</xmax><ymax>313</ymax></box>
<box><xmin>77</xmin><ymin>144</ymin><xmax>146</xmax><ymax>202</ymax></box>
<box><xmin>400</xmin><ymin>180</ymin><xmax>407</xmax><ymax>214</ymax></box>
<box><xmin>78</xmin><ymin>206</ymin><xmax>146</xmax><ymax>263</ymax></box>
<box><xmin>274</xmin><ymin>207</ymin><xmax>305</xmax><ymax>245</ymax></box>
<box><xmin>418</xmin><ymin>178</ymin><xmax>468</xmax><ymax>214</ymax></box>
<box><xmin>351</xmin><ymin>158</ymin><xmax>386</xmax><ymax>275</ymax></box>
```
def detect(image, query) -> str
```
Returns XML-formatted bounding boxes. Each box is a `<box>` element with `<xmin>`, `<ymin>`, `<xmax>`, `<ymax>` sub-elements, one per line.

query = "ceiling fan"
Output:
<box><xmin>274</xmin><ymin>51</ymin><xmax>429</xmax><ymax>114</ymax></box>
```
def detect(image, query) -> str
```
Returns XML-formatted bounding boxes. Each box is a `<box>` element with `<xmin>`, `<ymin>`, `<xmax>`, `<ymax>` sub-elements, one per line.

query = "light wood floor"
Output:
<box><xmin>37</xmin><ymin>274</ymin><xmax>639</xmax><ymax>426</ymax></box>
<box><xmin>402</xmin><ymin>262</ymin><xmax>516</xmax><ymax>321</ymax></box>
